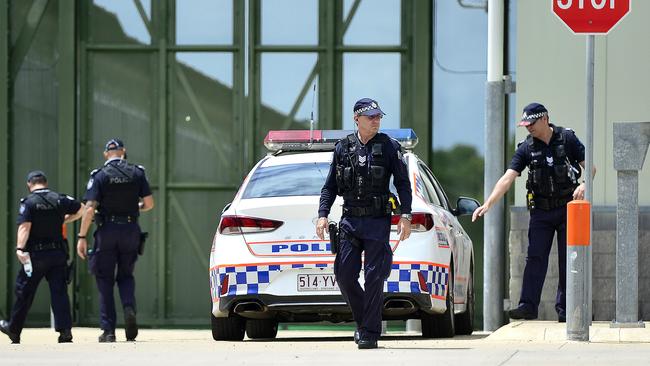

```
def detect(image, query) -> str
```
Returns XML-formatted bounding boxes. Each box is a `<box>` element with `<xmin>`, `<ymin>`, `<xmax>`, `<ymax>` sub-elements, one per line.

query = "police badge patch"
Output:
<box><xmin>87</xmin><ymin>178</ymin><xmax>94</xmax><ymax>190</ymax></box>
<box><xmin>19</xmin><ymin>204</ymin><xmax>25</xmax><ymax>215</ymax></box>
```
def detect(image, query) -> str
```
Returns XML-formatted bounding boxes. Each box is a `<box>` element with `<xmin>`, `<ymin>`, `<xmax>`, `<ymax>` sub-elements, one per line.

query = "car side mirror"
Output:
<box><xmin>453</xmin><ymin>197</ymin><xmax>480</xmax><ymax>216</ymax></box>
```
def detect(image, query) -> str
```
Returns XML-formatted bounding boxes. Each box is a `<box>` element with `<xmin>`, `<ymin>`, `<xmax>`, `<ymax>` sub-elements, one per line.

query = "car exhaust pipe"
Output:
<box><xmin>383</xmin><ymin>299</ymin><xmax>417</xmax><ymax>316</ymax></box>
<box><xmin>384</xmin><ymin>299</ymin><xmax>415</xmax><ymax>310</ymax></box>
<box><xmin>233</xmin><ymin>301</ymin><xmax>265</xmax><ymax>314</ymax></box>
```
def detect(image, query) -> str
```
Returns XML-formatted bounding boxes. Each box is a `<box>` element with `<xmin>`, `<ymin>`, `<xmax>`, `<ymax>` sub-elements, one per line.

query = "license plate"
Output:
<box><xmin>297</xmin><ymin>273</ymin><xmax>339</xmax><ymax>292</ymax></box>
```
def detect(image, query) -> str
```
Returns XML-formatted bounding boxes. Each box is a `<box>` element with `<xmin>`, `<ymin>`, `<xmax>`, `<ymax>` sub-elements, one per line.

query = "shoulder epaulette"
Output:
<box><xmin>90</xmin><ymin>168</ymin><xmax>100</xmax><ymax>176</ymax></box>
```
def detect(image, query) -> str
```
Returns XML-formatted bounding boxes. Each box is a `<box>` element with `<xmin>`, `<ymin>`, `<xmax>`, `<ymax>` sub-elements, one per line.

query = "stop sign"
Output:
<box><xmin>553</xmin><ymin>0</ymin><xmax>630</xmax><ymax>34</ymax></box>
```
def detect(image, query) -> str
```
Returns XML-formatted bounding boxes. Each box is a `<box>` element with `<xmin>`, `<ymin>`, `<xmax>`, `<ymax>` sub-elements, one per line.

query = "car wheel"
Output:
<box><xmin>211</xmin><ymin>312</ymin><xmax>245</xmax><ymax>341</ymax></box>
<box><xmin>435</xmin><ymin>265</ymin><xmax>455</xmax><ymax>338</ymax></box>
<box><xmin>246</xmin><ymin>319</ymin><xmax>279</xmax><ymax>339</ymax></box>
<box><xmin>454</xmin><ymin>262</ymin><xmax>474</xmax><ymax>335</ymax></box>
<box><xmin>421</xmin><ymin>263</ymin><xmax>455</xmax><ymax>338</ymax></box>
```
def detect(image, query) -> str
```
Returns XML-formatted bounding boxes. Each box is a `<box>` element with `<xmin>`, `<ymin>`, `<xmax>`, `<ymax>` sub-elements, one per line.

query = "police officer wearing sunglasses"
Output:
<box><xmin>473</xmin><ymin>102</ymin><xmax>595</xmax><ymax>323</ymax></box>
<box><xmin>316</xmin><ymin>98</ymin><xmax>412</xmax><ymax>349</ymax></box>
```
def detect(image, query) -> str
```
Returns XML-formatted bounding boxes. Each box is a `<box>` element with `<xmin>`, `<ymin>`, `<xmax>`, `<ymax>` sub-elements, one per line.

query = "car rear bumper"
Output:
<box><xmin>212</xmin><ymin>292</ymin><xmax>438</xmax><ymax>322</ymax></box>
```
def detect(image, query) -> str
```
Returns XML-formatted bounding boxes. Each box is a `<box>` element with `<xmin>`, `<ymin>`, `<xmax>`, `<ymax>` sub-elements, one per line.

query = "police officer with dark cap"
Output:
<box><xmin>76</xmin><ymin>138</ymin><xmax>154</xmax><ymax>342</ymax></box>
<box><xmin>0</xmin><ymin>171</ymin><xmax>83</xmax><ymax>344</ymax></box>
<box><xmin>473</xmin><ymin>102</ymin><xmax>596</xmax><ymax>322</ymax></box>
<box><xmin>316</xmin><ymin>98</ymin><xmax>412</xmax><ymax>349</ymax></box>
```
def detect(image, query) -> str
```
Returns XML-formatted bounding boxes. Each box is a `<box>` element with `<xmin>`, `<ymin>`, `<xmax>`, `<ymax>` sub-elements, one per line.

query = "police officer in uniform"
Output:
<box><xmin>0</xmin><ymin>171</ymin><xmax>83</xmax><ymax>344</ymax></box>
<box><xmin>76</xmin><ymin>139</ymin><xmax>154</xmax><ymax>342</ymax></box>
<box><xmin>316</xmin><ymin>98</ymin><xmax>412</xmax><ymax>349</ymax></box>
<box><xmin>472</xmin><ymin>103</ymin><xmax>595</xmax><ymax>322</ymax></box>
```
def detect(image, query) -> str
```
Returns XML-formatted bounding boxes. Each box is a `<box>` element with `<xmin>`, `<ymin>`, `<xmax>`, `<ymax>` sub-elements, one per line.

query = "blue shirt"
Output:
<box><xmin>509</xmin><ymin>124</ymin><xmax>585</xmax><ymax>174</ymax></box>
<box><xmin>319</xmin><ymin>133</ymin><xmax>412</xmax><ymax>217</ymax></box>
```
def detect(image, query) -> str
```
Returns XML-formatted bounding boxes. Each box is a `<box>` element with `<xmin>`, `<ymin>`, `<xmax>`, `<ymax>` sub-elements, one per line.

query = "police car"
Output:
<box><xmin>209</xmin><ymin>129</ymin><xmax>479</xmax><ymax>340</ymax></box>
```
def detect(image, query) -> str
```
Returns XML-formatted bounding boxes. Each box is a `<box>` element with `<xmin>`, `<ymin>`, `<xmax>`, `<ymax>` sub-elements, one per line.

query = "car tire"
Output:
<box><xmin>454</xmin><ymin>262</ymin><xmax>474</xmax><ymax>335</ymax></box>
<box><xmin>245</xmin><ymin>319</ymin><xmax>279</xmax><ymax>339</ymax></box>
<box><xmin>435</xmin><ymin>264</ymin><xmax>455</xmax><ymax>338</ymax></box>
<box><xmin>421</xmin><ymin>263</ymin><xmax>455</xmax><ymax>338</ymax></box>
<box><xmin>211</xmin><ymin>313</ymin><xmax>246</xmax><ymax>341</ymax></box>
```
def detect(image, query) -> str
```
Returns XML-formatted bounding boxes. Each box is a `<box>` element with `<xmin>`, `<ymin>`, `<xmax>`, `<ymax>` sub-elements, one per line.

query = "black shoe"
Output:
<box><xmin>507</xmin><ymin>307</ymin><xmax>537</xmax><ymax>320</ymax></box>
<box><xmin>358</xmin><ymin>338</ymin><xmax>378</xmax><ymax>349</ymax></box>
<box><xmin>558</xmin><ymin>314</ymin><xmax>566</xmax><ymax>323</ymax></box>
<box><xmin>98</xmin><ymin>330</ymin><xmax>116</xmax><ymax>343</ymax></box>
<box><xmin>353</xmin><ymin>330</ymin><xmax>360</xmax><ymax>344</ymax></box>
<box><xmin>0</xmin><ymin>320</ymin><xmax>20</xmax><ymax>344</ymax></box>
<box><xmin>58</xmin><ymin>329</ymin><xmax>73</xmax><ymax>343</ymax></box>
<box><xmin>124</xmin><ymin>307</ymin><xmax>138</xmax><ymax>341</ymax></box>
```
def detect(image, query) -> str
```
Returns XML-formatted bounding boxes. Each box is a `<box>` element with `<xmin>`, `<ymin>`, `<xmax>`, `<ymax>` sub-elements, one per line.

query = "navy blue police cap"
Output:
<box><xmin>518</xmin><ymin>103</ymin><xmax>548</xmax><ymax>126</ymax></box>
<box><xmin>105</xmin><ymin>138</ymin><xmax>125</xmax><ymax>151</ymax></box>
<box><xmin>26</xmin><ymin>170</ymin><xmax>47</xmax><ymax>182</ymax></box>
<box><xmin>353</xmin><ymin>98</ymin><xmax>386</xmax><ymax>117</ymax></box>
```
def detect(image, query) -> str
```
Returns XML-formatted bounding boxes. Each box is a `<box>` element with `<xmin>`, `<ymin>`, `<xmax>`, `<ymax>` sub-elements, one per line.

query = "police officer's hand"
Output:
<box><xmin>316</xmin><ymin>217</ymin><xmax>329</xmax><ymax>240</ymax></box>
<box><xmin>397</xmin><ymin>218</ymin><xmax>411</xmax><ymax>241</ymax></box>
<box><xmin>573</xmin><ymin>183</ymin><xmax>586</xmax><ymax>200</ymax></box>
<box><xmin>16</xmin><ymin>250</ymin><xmax>30</xmax><ymax>264</ymax></box>
<box><xmin>472</xmin><ymin>204</ymin><xmax>489</xmax><ymax>222</ymax></box>
<box><xmin>77</xmin><ymin>238</ymin><xmax>88</xmax><ymax>260</ymax></box>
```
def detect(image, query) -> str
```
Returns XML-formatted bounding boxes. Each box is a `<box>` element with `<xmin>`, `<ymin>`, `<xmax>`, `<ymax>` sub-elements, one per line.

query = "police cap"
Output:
<box><xmin>26</xmin><ymin>170</ymin><xmax>47</xmax><ymax>182</ymax></box>
<box><xmin>353</xmin><ymin>98</ymin><xmax>386</xmax><ymax>117</ymax></box>
<box><xmin>105</xmin><ymin>138</ymin><xmax>125</xmax><ymax>151</ymax></box>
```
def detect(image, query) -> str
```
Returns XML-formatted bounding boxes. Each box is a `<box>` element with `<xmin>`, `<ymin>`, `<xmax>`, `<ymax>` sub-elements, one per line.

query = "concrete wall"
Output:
<box><xmin>515</xmin><ymin>0</ymin><xmax>650</xmax><ymax>206</ymax></box>
<box><xmin>509</xmin><ymin>207</ymin><xmax>650</xmax><ymax>320</ymax></box>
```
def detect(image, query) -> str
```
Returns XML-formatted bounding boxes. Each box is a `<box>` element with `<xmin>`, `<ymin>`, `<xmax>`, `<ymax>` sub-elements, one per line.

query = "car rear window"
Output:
<box><xmin>242</xmin><ymin>162</ymin><xmax>331</xmax><ymax>198</ymax></box>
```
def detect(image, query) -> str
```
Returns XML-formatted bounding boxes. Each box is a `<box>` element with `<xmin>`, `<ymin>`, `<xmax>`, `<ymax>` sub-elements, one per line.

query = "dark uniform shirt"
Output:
<box><xmin>509</xmin><ymin>124</ymin><xmax>585</xmax><ymax>175</ymax></box>
<box><xmin>17</xmin><ymin>189</ymin><xmax>81</xmax><ymax>243</ymax></box>
<box><xmin>319</xmin><ymin>133</ymin><xmax>412</xmax><ymax>217</ymax></box>
<box><xmin>84</xmin><ymin>158</ymin><xmax>152</xmax><ymax>217</ymax></box>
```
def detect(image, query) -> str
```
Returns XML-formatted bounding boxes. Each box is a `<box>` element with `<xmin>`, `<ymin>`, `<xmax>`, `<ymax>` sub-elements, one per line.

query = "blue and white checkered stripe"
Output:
<box><xmin>385</xmin><ymin>263</ymin><xmax>449</xmax><ymax>298</ymax></box>
<box><xmin>212</xmin><ymin>262</ymin><xmax>449</xmax><ymax>298</ymax></box>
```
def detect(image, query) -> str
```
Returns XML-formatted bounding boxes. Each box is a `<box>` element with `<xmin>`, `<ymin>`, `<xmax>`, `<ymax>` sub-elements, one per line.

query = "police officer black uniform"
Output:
<box><xmin>472</xmin><ymin>103</ymin><xmax>595</xmax><ymax>323</ymax></box>
<box><xmin>316</xmin><ymin>98</ymin><xmax>412</xmax><ymax>349</ymax></box>
<box><xmin>0</xmin><ymin>171</ymin><xmax>83</xmax><ymax>344</ymax></box>
<box><xmin>76</xmin><ymin>139</ymin><xmax>155</xmax><ymax>342</ymax></box>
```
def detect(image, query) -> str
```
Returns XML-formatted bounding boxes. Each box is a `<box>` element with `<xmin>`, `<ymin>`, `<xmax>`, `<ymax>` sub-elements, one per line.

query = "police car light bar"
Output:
<box><xmin>263</xmin><ymin>129</ymin><xmax>418</xmax><ymax>152</ymax></box>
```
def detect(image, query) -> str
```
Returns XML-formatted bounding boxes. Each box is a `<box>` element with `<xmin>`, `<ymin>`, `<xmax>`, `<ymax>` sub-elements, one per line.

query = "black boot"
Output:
<box><xmin>0</xmin><ymin>320</ymin><xmax>20</xmax><ymax>344</ymax></box>
<box><xmin>58</xmin><ymin>329</ymin><xmax>73</xmax><ymax>343</ymax></box>
<box><xmin>353</xmin><ymin>329</ymin><xmax>360</xmax><ymax>344</ymax></box>
<box><xmin>98</xmin><ymin>329</ymin><xmax>116</xmax><ymax>343</ymax></box>
<box><xmin>358</xmin><ymin>338</ymin><xmax>378</xmax><ymax>349</ymax></box>
<box><xmin>507</xmin><ymin>307</ymin><xmax>537</xmax><ymax>320</ymax></box>
<box><xmin>124</xmin><ymin>307</ymin><xmax>138</xmax><ymax>341</ymax></box>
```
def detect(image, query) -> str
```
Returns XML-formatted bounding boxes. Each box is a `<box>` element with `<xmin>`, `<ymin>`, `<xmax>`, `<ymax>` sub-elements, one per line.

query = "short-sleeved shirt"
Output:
<box><xmin>319</xmin><ymin>132</ymin><xmax>412</xmax><ymax>217</ymax></box>
<box><xmin>509</xmin><ymin>124</ymin><xmax>585</xmax><ymax>174</ymax></box>
<box><xmin>84</xmin><ymin>158</ymin><xmax>152</xmax><ymax>216</ymax></box>
<box><xmin>17</xmin><ymin>189</ymin><xmax>81</xmax><ymax>242</ymax></box>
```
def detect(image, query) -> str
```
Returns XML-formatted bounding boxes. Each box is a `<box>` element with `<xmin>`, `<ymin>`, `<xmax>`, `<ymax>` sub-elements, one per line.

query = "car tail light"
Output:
<box><xmin>417</xmin><ymin>271</ymin><xmax>429</xmax><ymax>292</ymax></box>
<box><xmin>219</xmin><ymin>215</ymin><xmax>284</xmax><ymax>235</ymax></box>
<box><xmin>220</xmin><ymin>274</ymin><xmax>229</xmax><ymax>296</ymax></box>
<box><xmin>390</xmin><ymin>213</ymin><xmax>434</xmax><ymax>232</ymax></box>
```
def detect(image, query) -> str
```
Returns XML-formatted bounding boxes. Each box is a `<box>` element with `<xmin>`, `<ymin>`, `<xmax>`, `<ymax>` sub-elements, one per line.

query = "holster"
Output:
<box><xmin>65</xmin><ymin>261</ymin><xmax>75</xmax><ymax>285</ymax></box>
<box><xmin>138</xmin><ymin>232</ymin><xmax>149</xmax><ymax>255</ymax></box>
<box><xmin>328</xmin><ymin>222</ymin><xmax>339</xmax><ymax>255</ymax></box>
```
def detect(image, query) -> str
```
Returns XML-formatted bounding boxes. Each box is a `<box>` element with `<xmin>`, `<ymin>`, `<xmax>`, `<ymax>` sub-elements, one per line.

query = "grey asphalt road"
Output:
<box><xmin>1</xmin><ymin>327</ymin><xmax>649</xmax><ymax>365</ymax></box>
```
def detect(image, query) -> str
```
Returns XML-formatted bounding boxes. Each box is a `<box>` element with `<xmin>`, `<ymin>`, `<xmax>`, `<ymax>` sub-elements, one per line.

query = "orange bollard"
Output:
<box><xmin>567</xmin><ymin>200</ymin><xmax>591</xmax><ymax>246</ymax></box>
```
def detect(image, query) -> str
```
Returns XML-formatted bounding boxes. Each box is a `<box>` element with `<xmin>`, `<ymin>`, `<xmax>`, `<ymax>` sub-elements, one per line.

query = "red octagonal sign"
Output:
<box><xmin>553</xmin><ymin>0</ymin><xmax>630</xmax><ymax>34</ymax></box>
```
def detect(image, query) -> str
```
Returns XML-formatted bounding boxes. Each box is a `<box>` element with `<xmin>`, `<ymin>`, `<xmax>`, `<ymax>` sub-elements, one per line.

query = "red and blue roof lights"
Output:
<box><xmin>264</xmin><ymin>129</ymin><xmax>418</xmax><ymax>152</ymax></box>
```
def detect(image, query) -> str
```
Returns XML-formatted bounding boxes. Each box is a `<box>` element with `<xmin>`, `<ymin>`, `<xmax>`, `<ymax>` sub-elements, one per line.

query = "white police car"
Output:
<box><xmin>209</xmin><ymin>129</ymin><xmax>479</xmax><ymax>341</ymax></box>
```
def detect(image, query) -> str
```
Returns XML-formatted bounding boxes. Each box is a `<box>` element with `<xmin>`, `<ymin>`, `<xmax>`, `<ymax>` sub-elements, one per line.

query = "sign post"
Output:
<box><xmin>552</xmin><ymin>0</ymin><xmax>631</xmax><ymax>342</ymax></box>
